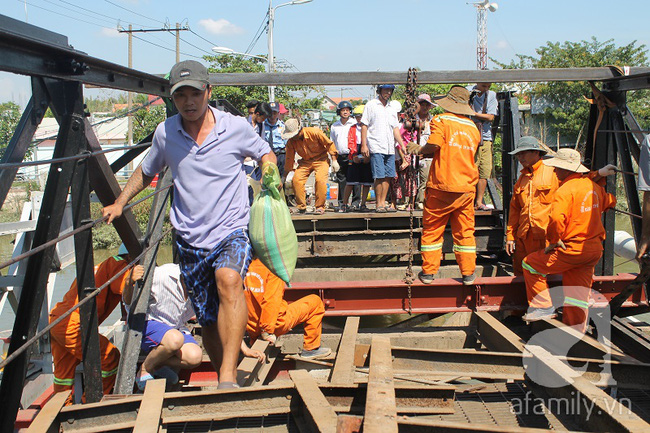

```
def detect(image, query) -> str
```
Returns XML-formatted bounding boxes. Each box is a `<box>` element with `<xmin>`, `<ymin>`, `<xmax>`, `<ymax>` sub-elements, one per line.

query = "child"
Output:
<box><xmin>339</xmin><ymin>105</ymin><xmax>373</xmax><ymax>212</ymax></box>
<box><xmin>391</xmin><ymin>120</ymin><xmax>417</xmax><ymax>210</ymax></box>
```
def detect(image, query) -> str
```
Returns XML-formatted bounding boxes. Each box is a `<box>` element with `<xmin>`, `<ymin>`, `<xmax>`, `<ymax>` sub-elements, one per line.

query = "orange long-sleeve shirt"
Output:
<box><xmin>243</xmin><ymin>259</ymin><xmax>288</xmax><ymax>337</ymax></box>
<box><xmin>285</xmin><ymin>127</ymin><xmax>337</xmax><ymax>175</ymax></box>
<box><xmin>49</xmin><ymin>256</ymin><xmax>131</xmax><ymax>329</ymax></box>
<box><xmin>426</xmin><ymin>113</ymin><xmax>481</xmax><ymax>193</ymax></box>
<box><xmin>507</xmin><ymin>160</ymin><xmax>560</xmax><ymax>242</ymax></box>
<box><xmin>546</xmin><ymin>173</ymin><xmax>616</xmax><ymax>254</ymax></box>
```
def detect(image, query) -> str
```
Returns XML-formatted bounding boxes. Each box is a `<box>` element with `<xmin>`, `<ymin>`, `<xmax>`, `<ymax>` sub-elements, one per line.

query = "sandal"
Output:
<box><xmin>338</xmin><ymin>204</ymin><xmax>347</xmax><ymax>213</ymax></box>
<box><xmin>385</xmin><ymin>206</ymin><xmax>397</xmax><ymax>213</ymax></box>
<box><xmin>314</xmin><ymin>207</ymin><xmax>325</xmax><ymax>215</ymax></box>
<box><xmin>375</xmin><ymin>207</ymin><xmax>387</xmax><ymax>213</ymax></box>
<box><xmin>476</xmin><ymin>204</ymin><xmax>490</xmax><ymax>211</ymax></box>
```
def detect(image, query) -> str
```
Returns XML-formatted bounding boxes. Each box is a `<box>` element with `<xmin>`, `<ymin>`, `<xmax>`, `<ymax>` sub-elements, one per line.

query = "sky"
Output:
<box><xmin>1</xmin><ymin>0</ymin><xmax>649</xmax><ymax>106</ymax></box>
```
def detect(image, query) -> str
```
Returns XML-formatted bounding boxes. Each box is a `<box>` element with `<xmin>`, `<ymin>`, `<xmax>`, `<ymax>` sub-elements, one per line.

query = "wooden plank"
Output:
<box><xmin>133</xmin><ymin>379</ymin><xmax>165</xmax><ymax>433</ymax></box>
<box><xmin>364</xmin><ymin>336</ymin><xmax>397</xmax><ymax>433</ymax></box>
<box><xmin>474</xmin><ymin>311</ymin><xmax>525</xmax><ymax>353</ymax></box>
<box><xmin>289</xmin><ymin>370</ymin><xmax>338</xmax><ymax>433</ymax></box>
<box><xmin>237</xmin><ymin>339</ymin><xmax>270</xmax><ymax>386</ymax></box>
<box><xmin>25</xmin><ymin>391</ymin><xmax>71</xmax><ymax>433</ymax></box>
<box><xmin>330</xmin><ymin>316</ymin><xmax>360</xmax><ymax>384</ymax></box>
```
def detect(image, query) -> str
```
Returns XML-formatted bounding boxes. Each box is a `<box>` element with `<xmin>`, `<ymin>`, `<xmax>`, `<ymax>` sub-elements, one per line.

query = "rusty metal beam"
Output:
<box><xmin>133</xmin><ymin>379</ymin><xmax>164</xmax><ymax>433</ymax></box>
<box><xmin>611</xmin><ymin>317</ymin><xmax>650</xmax><ymax>364</ymax></box>
<box><xmin>290</xmin><ymin>370</ymin><xmax>338</xmax><ymax>433</ymax></box>
<box><xmin>237</xmin><ymin>339</ymin><xmax>270</xmax><ymax>387</ymax></box>
<box><xmin>364</xmin><ymin>336</ymin><xmax>398</xmax><ymax>433</ymax></box>
<box><xmin>25</xmin><ymin>390</ymin><xmax>70</xmax><ymax>433</ymax></box>
<box><xmin>525</xmin><ymin>345</ymin><xmax>650</xmax><ymax>432</ymax></box>
<box><xmin>330</xmin><ymin>316</ymin><xmax>360</xmax><ymax>384</ymax></box>
<box><xmin>284</xmin><ymin>274</ymin><xmax>644</xmax><ymax>316</ymax></box>
<box><xmin>474</xmin><ymin>311</ymin><xmax>525</xmax><ymax>353</ymax></box>
<box><xmin>397</xmin><ymin>418</ymin><xmax>560</xmax><ymax>433</ymax></box>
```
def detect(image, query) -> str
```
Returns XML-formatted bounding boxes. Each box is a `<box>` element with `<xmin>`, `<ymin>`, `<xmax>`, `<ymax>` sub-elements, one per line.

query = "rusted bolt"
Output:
<box><xmin>465</xmin><ymin>295</ymin><xmax>472</xmax><ymax>302</ymax></box>
<box><xmin>71</xmin><ymin>119</ymin><xmax>81</xmax><ymax>131</ymax></box>
<box><xmin>168</xmin><ymin>404</ymin><xmax>175</xmax><ymax>410</ymax></box>
<box><xmin>67</xmin><ymin>418</ymin><xmax>75</xmax><ymax>424</ymax></box>
<box><xmin>480</xmin><ymin>296</ymin><xmax>486</xmax><ymax>303</ymax></box>
<box><xmin>324</xmin><ymin>300</ymin><xmax>330</xmax><ymax>306</ymax></box>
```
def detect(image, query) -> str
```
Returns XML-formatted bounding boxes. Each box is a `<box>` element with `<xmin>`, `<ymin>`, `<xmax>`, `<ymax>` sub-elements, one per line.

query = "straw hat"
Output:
<box><xmin>543</xmin><ymin>148</ymin><xmax>589</xmax><ymax>173</ymax></box>
<box><xmin>433</xmin><ymin>85</ymin><xmax>475</xmax><ymax>117</ymax></box>
<box><xmin>281</xmin><ymin>118</ymin><xmax>302</xmax><ymax>140</ymax></box>
<box><xmin>509</xmin><ymin>136</ymin><xmax>548</xmax><ymax>156</ymax></box>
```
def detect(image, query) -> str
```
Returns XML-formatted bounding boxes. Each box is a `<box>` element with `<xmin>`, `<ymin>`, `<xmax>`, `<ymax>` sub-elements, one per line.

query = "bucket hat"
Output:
<box><xmin>543</xmin><ymin>148</ymin><xmax>589</xmax><ymax>173</ymax></box>
<box><xmin>169</xmin><ymin>60</ymin><xmax>209</xmax><ymax>94</ymax></box>
<box><xmin>509</xmin><ymin>136</ymin><xmax>548</xmax><ymax>156</ymax></box>
<box><xmin>433</xmin><ymin>86</ymin><xmax>475</xmax><ymax>117</ymax></box>
<box><xmin>281</xmin><ymin>118</ymin><xmax>302</xmax><ymax>140</ymax></box>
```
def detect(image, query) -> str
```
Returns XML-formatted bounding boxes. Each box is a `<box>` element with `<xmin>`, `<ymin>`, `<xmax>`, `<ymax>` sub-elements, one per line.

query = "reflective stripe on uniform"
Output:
<box><xmin>53</xmin><ymin>377</ymin><xmax>74</xmax><ymax>386</ymax></box>
<box><xmin>439</xmin><ymin>115</ymin><xmax>478</xmax><ymax>128</ymax></box>
<box><xmin>521</xmin><ymin>261</ymin><xmax>547</xmax><ymax>277</ymax></box>
<box><xmin>565</xmin><ymin>296</ymin><xmax>589</xmax><ymax>309</ymax></box>
<box><xmin>453</xmin><ymin>244</ymin><xmax>476</xmax><ymax>253</ymax></box>
<box><xmin>102</xmin><ymin>367</ymin><xmax>118</xmax><ymax>378</ymax></box>
<box><xmin>421</xmin><ymin>242</ymin><xmax>443</xmax><ymax>252</ymax></box>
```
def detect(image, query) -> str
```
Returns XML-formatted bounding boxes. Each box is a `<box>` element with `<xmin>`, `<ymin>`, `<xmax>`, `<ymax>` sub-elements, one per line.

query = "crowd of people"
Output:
<box><xmin>49</xmin><ymin>59</ymin><xmax>639</xmax><ymax>402</ymax></box>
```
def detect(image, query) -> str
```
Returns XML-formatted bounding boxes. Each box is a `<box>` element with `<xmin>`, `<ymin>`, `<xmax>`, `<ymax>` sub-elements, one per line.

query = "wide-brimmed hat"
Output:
<box><xmin>281</xmin><ymin>118</ymin><xmax>302</xmax><ymax>140</ymax></box>
<box><xmin>433</xmin><ymin>85</ymin><xmax>475</xmax><ymax>117</ymax></box>
<box><xmin>169</xmin><ymin>60</ymin><xmax>209</xmax><ymax>94</ymax></box>
<box><xmin>417</xmin><ymin>94</ymin><xmax>435</xmax><ymax>106</ymax></box>
<box><xmin>509</xmin><ymin>136</ymin><xmax>548</xmax><ymax>156</ymax></box>
<box><xmin>543</xmin><ymin>148</ymin><xmax>589</xmax><ymax>173</ymax></box>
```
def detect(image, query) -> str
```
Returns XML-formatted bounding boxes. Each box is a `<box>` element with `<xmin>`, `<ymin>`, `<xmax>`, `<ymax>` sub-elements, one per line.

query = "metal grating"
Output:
<box><xmin>617</xmin><ymin>388</ymin><xmax>650</xmax><ymax>423</ymax></box>
<box><xmin>166</xmin><ymin>413</ymin><xmax>298</xmax><ymax>433</ymax></box>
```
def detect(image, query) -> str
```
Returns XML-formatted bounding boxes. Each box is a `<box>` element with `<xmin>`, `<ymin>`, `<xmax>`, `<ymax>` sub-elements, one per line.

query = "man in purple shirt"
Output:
<box><xmin>103</xmin><ymin>60</ymin><xmax>276</xmax><ymax>388</ymax></box>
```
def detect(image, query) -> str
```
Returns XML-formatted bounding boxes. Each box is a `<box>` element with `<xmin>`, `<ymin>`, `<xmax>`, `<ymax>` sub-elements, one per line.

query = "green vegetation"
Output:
<box><xmin>0</xmin><ymin>102</ymin><xmax>22</xmax><ymax>159</ymax></box>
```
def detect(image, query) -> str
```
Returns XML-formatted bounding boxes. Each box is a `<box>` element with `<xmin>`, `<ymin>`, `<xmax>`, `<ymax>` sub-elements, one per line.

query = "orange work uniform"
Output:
<box><xmin>49</xmin><ymin>256</ymin><xmax>132</xmax><ymax>402</ymax></box>
<box><xmin>285</xmin><ymin>127</ymin><xmax>338</xmax><ymax>210</ymax></box>
<box><xmin>507</xmin><ymin>160</ymin><xmax>560</xmax><ymax>275</ymax></box>
<box><xmin>421</xmin><ymin>113</ymin><xmax>481</xmax><ymax>276</ymax></box>
<box><xmin>522</xmin><ymin>173</ymin><xmax>616</xmax><ymax>330</ymax></box>
<box><xmin>244</xmin><ymin>259</ymin><xmax>324</xmax><ymax>350</ymax></box>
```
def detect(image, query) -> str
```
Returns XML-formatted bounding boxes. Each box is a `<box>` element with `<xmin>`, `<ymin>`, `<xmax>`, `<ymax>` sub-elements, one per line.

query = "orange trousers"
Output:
<box><xmin>292</xmin><ymin>160</ymin><xmax>329</xmax><ymax>210</ymax></box>
<box><xmin>512</xmin><ymin>233</ymin><xmax>546</xmax><ymax>276</ymax></box>
<box><xmin>266</xmin><ymin>294</ymin><xmax>324</xmax><ymax>350</ymax></box>
<box><xmin>421</xmin><ymin>189</ymin><xmax>476</xmax><ymax>276</ymax></box>
<box><xmin>50</xmin><ymin>321</ymin><xmax>120</xmax><ymax>404</ymax></box>
<box><xmin>522</xmin><ymin>247</ymin><xmax>602</xmax><ymax>331</ymax></box>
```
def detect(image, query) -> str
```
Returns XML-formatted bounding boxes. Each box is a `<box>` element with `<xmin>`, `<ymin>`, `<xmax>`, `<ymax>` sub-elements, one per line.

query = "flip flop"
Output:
<box><xmin>217</xmin><ymin>381</ymin><xmax>240</xmax><ymax>389</ymax></box>
<box><xmin>314</xmin><ymin>208</ymin><xmax>325</xmax><ymax>215</ymax></box>
<box><xmin>375</xmin><ymin>207</ymin><xmax>387</xmax><ymax>213</ymax></box>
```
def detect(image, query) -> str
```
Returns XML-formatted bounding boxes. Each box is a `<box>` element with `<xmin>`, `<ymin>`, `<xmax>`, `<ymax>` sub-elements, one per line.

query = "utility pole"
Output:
<box><xmin>267</xmin><ymin>1</ymin><xmax>275</xmax><ymax>102</ymax></box>
<box><xmin>118</xmin><ymin>23</ymin><xmax>189</xmax><ymax>150</ymax></box>
<box><xmin>469</xmin><ymin>1</ymin><xmax>498</xmax><ymax>70</ymax></box>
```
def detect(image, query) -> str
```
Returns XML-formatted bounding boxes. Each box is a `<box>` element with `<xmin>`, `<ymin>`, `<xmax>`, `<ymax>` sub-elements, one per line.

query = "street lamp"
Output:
<box><xmin>267</xmin><ymin>0</ymin><xmax>312</xmax><ymax>102</ymax></box>
<box><xmin>469</xmin><ymin>0</ymin><xmax>498</xmax><ymax>70</ymax></box>
<box><xmin>211</xmin><ymin>46</ymin><xmax>268</xmax><ymax>63</ymax></box>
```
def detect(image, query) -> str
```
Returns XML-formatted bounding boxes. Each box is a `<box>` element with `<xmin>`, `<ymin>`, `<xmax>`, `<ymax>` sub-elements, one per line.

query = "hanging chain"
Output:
<box><xmin>403</xmin><ymin>67</ymin><xmax>418</xmax><ymax>315</ymax></box>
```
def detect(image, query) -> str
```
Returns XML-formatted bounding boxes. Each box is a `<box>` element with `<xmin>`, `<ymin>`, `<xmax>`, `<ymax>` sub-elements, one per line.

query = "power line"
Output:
<box><xmin>131</xmin><ymin>34</ymin><xmax>202</xmax><ymax>60</ymax></box>
<box><xmin>52</xmin><ymin>0</ymin><xmax>154</xmax><ymax>29</ymax></box>
<box><xmin>103</xmin><ymin>0</ymin><xmax>164</xmax><ymax>26</ymax></box>
<box><xmin>43</xmin><ymin>0</ymin><xmax>115</xmax><ymax>26</ymax></box>
<box><xmin>187</xmin><ymin>26</ymin><xmax>220</xmax><ymax>50</ymax></box>
<box><xmin>18</xmin><ymin>0</ymin><xmax>108</xmax><ymax>28</ymax></box>
<box><xmin>245</xmin><ymin>11</ymin><xmax>269</xmax><ymax>55</ymax></box>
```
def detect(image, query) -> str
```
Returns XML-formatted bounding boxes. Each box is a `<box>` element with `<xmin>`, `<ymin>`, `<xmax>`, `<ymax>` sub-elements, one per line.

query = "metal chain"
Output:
<box><xmin>403</xmin><ymin>67</ymin><xmax>418</xmax><ymax>315</ymax></box>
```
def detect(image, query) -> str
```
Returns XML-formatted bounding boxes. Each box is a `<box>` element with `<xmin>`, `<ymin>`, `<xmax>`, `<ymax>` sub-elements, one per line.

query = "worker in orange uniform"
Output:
<box><xmin>49</xmin><ymin>245</ymin><xmax>144</xmax><ymax>404</ymax></box>
<box><xmin>506</xmin><ymin>137</ymin><xmax>559</xmax><ymax>275</ymax></box>
<box><xmin>243</xmin><ymin>258</ymin><xmax>331</xmax><ymax>359</ymax></box>
<box><xmin>282</xmin><ymin>118</ymin><xmax>339</xmax><ymax>215</ymax></box>
<box><xmin>521</xmin><ymin>149</ymin><xmax>616</xmax><ymax>329</ymax></box>
<box><xmin>407</xmin><ymin>86</ymin><xmax>481</xmax><ymax>285</ymax></box>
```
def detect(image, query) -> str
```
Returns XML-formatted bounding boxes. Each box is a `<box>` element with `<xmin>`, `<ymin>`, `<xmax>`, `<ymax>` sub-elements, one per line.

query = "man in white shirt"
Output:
<box><xmin>360</xmin><ymin>84</ymin><xmax>405</xmax><ymax>212</ymax></box>
<box><xmin>468</xmin><ymin>82</ymin><xmax>498</xmax><ymax>210</ymax></box>
<box><xmin>330</xmin><ymin>100</ymin><xmax>360</xmax><ymax>211</ymax></box>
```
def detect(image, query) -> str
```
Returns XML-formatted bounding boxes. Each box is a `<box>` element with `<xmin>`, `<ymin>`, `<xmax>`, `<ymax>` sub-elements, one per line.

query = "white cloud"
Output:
<box><xmin>100</xmin><ymin>27</ymin><xmax>123</xmax><ymax>38</ymax></box>
<box><xmin>494</xmin><ymin>40</ymin><xmax>509</xmax><ymax>50</ymax></box>
<box><xmin>198</xmin><ymin>18</ymin><xmax>244</xmax><ymax>36</ymax></box>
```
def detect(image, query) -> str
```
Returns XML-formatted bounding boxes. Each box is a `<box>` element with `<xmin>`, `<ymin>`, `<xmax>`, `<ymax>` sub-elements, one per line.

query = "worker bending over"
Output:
<box><xmin>49</xmin><ymin>246</ymin><xmax>144</xmax><ymax>404</ymax></box>
<box><xmin>282</xmin><ymin>118</ymin><xmax>339</xmax><ymax>215</ymax></box>
<box><xmin>408</xmin><ymin>86</ymin><xmax>481</xmax><ymax>285</ymax></box>
<box><xmin>506</xmin><ymin>137</ymin><xmax>559</xmax><ymax>275</ymax></box>
<box><xmin>123</xmin><ymin>263</ymin><xmax>203</xmax><ymax>391</ymax></box>
<box><xmin>522</xmin><ymin>149</ymin><xmax>616</xmax><ymax>329</ymax></box>
<box><xmin>244</xmin><ymin>258</ymin><xmax>331</xmax><ymax>359</ymax></box>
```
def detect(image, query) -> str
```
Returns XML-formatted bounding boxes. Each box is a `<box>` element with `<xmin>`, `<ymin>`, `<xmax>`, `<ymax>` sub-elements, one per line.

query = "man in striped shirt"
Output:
<box><xmin>408</xmin><ymin>86</ymin><xmax>481</xmax><ymax>285</ymax></box>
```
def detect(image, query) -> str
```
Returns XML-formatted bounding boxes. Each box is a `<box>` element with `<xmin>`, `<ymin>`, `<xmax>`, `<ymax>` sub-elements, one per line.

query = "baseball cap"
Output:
<box><xmin>278</xmin><ymin>103</ymin><xmax>289</xmax><ymax>114</ymax></box>
<box><xmin>169</xmin><ymin>60</ymin><xmax>210</xmax><ymax>94</ymax></box>
<box><xmin>269</xmin><ymin>102</ymin><xmax>280</xmax><ymax>112</ymax></box>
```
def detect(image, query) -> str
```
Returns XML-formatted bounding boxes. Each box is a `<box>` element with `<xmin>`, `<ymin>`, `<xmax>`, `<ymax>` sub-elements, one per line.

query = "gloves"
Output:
<box><xmin>406</xmin><ymin>142</ymin><xmax>422</xmax><ymax>155</ymax></box>
<box><xmin>598</xmin><ymin>164</ymin><xmax>617</xmax><ymax>177</ymax></box>
<box><xmin>331</xmin><ymin>159</ymin><xmax>340</xmax><ymax>173</ymax></box>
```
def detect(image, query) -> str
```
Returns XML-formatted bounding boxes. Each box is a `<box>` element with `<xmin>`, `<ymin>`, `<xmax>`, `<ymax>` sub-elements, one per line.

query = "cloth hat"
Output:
<box><xmin>278</xmin><ymin>103</ymin><xmax>289</xmax><ymax>114</ymax></box>
<box><xmin>169</xmin><ymin>60</ymin><xmax>209</xmax><ymax>94</ymax></box>
<box><xmin>269</xmin><ymin>102</ymin><xmax>280</xmax><ymax>112</ymax></box>
<box><xmin>509</xmin><ymin>136</ymin><xmax>548</xmax><ymax>156</ymax></box>
<box><xmin>417</xmin><ymin>94</ymin><xmax>435</xmax><ymax>106</ymax></box>
<box><xmin>281</xmin><ymin>118</ymin><xmax>302</xmax><ymax>140</ymax></box>
<box><xmin>543</xmin><ymin>148</ymin><xmax>589</xmax><ymax>173</ymax></box>
<box><xmin>433</xmin><ymin>85</ymin><xmax>475</xmax><ymax>117</ymax></box>
<box><xmin>353</xmin><ymin>104</ymin><xmax>365</xmax><ymax>116</ymax></box>
<box><xmin>118</xmin><ymin>243</ymin><xmax>128</xmax><ymax>256</ymax></box>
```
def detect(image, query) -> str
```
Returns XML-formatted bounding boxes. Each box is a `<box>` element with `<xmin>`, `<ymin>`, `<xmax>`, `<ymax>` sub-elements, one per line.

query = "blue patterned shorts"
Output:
<box><xmin>176</xmin><ymin>229</ymin><xmax>253</xmax><ymax>326</ymax></box>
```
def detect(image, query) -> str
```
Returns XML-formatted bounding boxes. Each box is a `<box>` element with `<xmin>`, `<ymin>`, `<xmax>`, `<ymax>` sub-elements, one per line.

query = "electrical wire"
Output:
<box><xmin>188</xmin><ymin>27</ymin><xmax>220</xmax><ymax>50</ymax></box>
<box><xmin>103</xmin><ymin>0</ymin><xmax>165</xmax><ymax>26</ymax></box>
<box><xmin>52</xmin><ymin>0</ymin><xmax>154</xmax><ymax>29</ymax></box>
<box><xmin>18</xmin><ymin>0</ymin><xmax>109</xmax><ymax>29</ymax></box>
<box><xmin>43</xmin><ymin>0</ymin><xmax>116</xmax><ymax>26</ymax></box>
<box><xmin>131</xmin><ymin>34</ymin><xmax>203</xmax><ymax>60</ymax></box>
<box><xmin>245</xmin><ymin>11</ymin><xmax>269</xmax><ymax>55</ymax></box>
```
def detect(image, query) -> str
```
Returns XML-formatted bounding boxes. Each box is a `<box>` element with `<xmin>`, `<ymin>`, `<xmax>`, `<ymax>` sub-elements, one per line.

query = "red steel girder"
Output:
<box><xmin>284</xmin><ymin>274</ymin><xmax>646</xmax><ymax>316</ymax></box>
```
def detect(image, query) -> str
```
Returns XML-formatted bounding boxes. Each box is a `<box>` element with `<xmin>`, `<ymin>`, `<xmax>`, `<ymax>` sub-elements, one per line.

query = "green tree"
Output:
<box><xmin>493</xmin><ymin>38</ymin><xmax>649</xmax><ymax>143</ymax></box>
<box><xmin>203</xmin><ymin>54</ymin><xmax>324</xmax><ymax>116</ymax></box>
<box><xmin>133</xmin><ymin>105</ymin><xmax>166</xmax><ymax>143</ymax></box>
<box><xmin>0</xmin><ymin>102</ymin><xmax>22</xmax><ymax>159</ymax></box>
